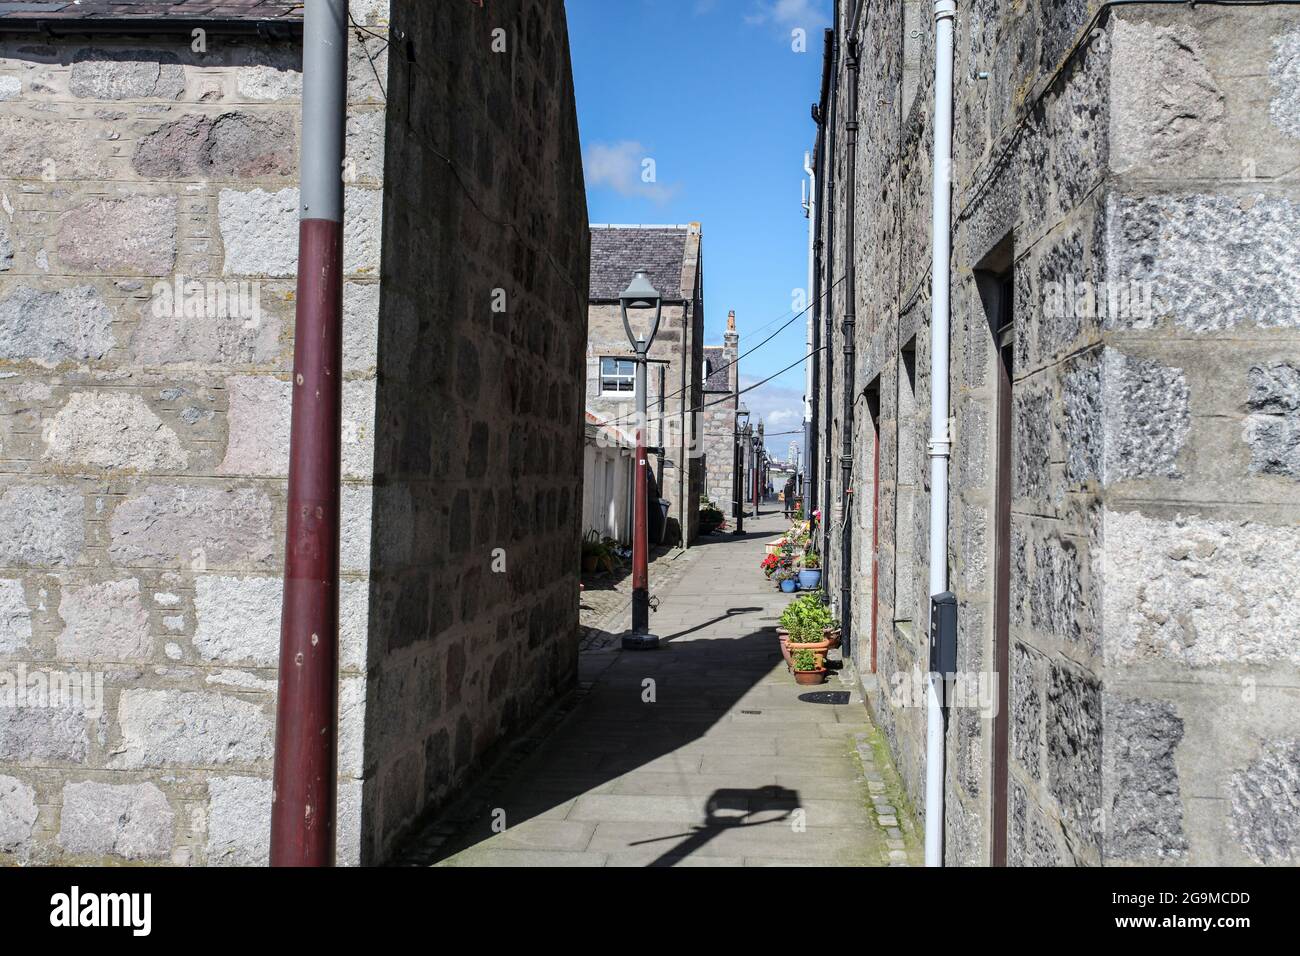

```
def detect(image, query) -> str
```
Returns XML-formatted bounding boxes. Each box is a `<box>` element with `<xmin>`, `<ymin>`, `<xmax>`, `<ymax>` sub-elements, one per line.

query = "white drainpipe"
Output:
<box><xmin>802</xmin><ymin>152</ymin><xmax>817</xmax><ymax>501</ymax></box>
<box><xmin>926</xmin><ymin>0</ymin><xmax>957</xmax><ymax>869</ymax></box>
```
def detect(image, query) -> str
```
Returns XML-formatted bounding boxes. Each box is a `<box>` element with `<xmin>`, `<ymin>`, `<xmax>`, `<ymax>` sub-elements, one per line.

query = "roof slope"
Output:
<box><xmin>589</xmin><ymin>226</ymin><xmax>688</xmax><ymax>301</ymax></box>
<box><xmin>0</xmin><ymin>1</ymin><xmax>302</xmax><ymax>20</ymax></box>
<box><xmin>702</xmin><ymin>346</ymin><xmax>732</xmax><ymax>393</ymax></box>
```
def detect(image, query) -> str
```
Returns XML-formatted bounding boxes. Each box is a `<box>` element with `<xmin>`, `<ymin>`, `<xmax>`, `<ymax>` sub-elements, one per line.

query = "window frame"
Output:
<box><xmin>599</xmin><ymin>356</ymin><xmax>636</xmax><ymax>396</ymax></box>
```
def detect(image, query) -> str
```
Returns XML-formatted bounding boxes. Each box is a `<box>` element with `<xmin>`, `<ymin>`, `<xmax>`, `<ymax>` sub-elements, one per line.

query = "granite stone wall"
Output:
<box><xmin>817</xmin><ymin>0</ymin><xmax>1300</xmax><ymax>865</ymax></box>
<box><xmin>0</xmin><ymin>0</ymin><xmax>590</xmax><ymax>866</ymax></box>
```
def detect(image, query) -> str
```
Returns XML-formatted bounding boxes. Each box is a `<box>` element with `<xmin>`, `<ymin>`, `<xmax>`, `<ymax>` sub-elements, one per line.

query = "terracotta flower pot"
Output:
<box><xmin>823</xmin><ymin>628</ymin><xmax>841</xmax><ymax>649</ymax></box>
<box><xmin>794</xmin><ymin>667</ymin><xmax>827</xmax><ymax>686</ymax></box>
<box><xmin>778</xmin><ymin>634</ymin><xmax>791</xmax><ymax>668</ymax></box>
<box><xmin>788</xmin><ymin>638</ymin><xmax>831</xmax><ymax>669</ymax></box>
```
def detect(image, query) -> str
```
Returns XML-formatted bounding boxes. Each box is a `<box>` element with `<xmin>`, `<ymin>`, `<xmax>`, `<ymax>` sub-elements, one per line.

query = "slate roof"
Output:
<box><xmin>702</xmin><ymin>346</ymin><xmax>732</xmax><ymax>393</ymax></box>
<box><xmin>0</xmin><ymin>1</ymin><xmax>303</xmax><ymax>22</ymax></box>
<box><xmin>589</xmin><ymin>226</ymin><xmax>689</xmax><ymax>302</ymax></box>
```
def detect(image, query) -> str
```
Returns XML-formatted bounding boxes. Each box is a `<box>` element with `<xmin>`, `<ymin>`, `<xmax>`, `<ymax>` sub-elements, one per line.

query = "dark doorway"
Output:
<box><xmin>863</xmin><ymin>382</ymin><xmax>881</xmax><ymax>673</ymax></box>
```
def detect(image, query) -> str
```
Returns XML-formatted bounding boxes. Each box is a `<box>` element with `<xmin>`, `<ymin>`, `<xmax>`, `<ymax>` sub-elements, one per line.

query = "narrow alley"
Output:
<box><xmin>419</xmin><ymin>512</ymin><xmax>921</xmax><ymax>867</ymax></box>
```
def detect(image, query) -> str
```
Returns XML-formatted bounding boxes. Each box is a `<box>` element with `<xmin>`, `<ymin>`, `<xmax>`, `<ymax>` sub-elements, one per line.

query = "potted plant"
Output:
<box><xmin>787</xmin><ymin>618</ymin><xmax>831</xmax><ymax>668</ymax></box>
<box><xmin>581</xmin><ymin>530</ymin><xmax>604</xmax><ymax>573</ymax></box>
<box><xmin>698</xmin><ymin>499</ymin><xmax>725</xmax><ymax>535</ymax></box>
<box><xmin>797</xmin><ymin>551</ymin><xmax>822</xmax><ymax>591</ymax></box>
<box><xmin>776</xmin><ymin>568</ymin><xmax>798</xmax><ymax>593</ymax></box>
<box><xmin>791</xmin><ymin>647</ymin><xmax>826</xmax><ymax>685</ymax></box>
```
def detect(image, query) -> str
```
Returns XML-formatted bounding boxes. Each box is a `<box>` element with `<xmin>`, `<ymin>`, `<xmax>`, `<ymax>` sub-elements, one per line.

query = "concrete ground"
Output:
<box><xmin>433</xmin><ymin>510</ymin><xmax>919</xmax><ymax>867</ymax></box>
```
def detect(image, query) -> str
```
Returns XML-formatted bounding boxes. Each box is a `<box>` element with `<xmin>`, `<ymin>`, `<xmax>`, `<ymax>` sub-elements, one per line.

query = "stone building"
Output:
<box><xmin>586</xmin><ymin>224</ymin><xmax>705</xmax><ymax>543</ymax></box>
<box><xmin>700</xmin><ymin>310</ymin><xmax>740</xmax><ymax>510</ymax></box>
<box><xmin>0</xmin><ymin>0</ymin><xmax>589</xmax><ymax>866</ymax></box>
<box><xmin>812</xmin><ymin>1</ymin><xmax>1300</xmax><ymax>866</ymax></box>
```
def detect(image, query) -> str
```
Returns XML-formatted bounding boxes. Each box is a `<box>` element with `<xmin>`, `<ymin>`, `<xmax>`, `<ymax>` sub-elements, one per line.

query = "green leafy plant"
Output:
<box><xmin>696</xmin><ymin>504</ymin><xmax>728</xmax><ymax>535</ymax></box>
<box><xmin>788</xmin><ymin>618</ymin><xmax>826</xmax><ymax>645</ymax></box>
<box><xmin>780</xmin><ymin>592</ymin><xmax>833</xmax><ymax>634</ymax></box>
<box><xmin>801</xmin><ymin>552</ymin><xmax>821</xmax><ymax>570</ymax></box>
<box><xmin>581</xmin><ymin>530</ymin><xmax>606</xmax><ymax>558</ymax></box>
<box><xmin>791</xmin><ymin>648</ymin><xmax>819</xmax><ymax>672</ymax></box>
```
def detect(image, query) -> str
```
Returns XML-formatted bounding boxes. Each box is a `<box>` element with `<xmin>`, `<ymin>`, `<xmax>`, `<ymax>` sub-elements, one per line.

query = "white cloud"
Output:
<box><xmin>738</xmin><ymin>375</ymin><xmax>806</xmax><ymax>460</ymax></box>
<box><xmin>583</xmin><ymin>140</ymin><xmax>679</xmax><ymax>204</ymax></box>
<box><xmin>745</xmin><ymin>0</ymin><xmax>828</xmax><ymax>34</ymax></box>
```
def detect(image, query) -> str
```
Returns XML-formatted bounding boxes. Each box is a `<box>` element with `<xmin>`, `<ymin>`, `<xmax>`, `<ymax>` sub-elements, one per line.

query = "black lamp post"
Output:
<box><xmin>620</xmin><ymin>270</ymin><xmax>662</xmax><ymax>651</ymax></box>
<box><xmin>732</xmin><ymin>406</ymin><xmax>749</xmax><ymax>535</ymax></box>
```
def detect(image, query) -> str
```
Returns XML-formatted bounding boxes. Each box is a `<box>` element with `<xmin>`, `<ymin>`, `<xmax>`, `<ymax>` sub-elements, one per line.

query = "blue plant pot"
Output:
<box><xmin>798</xmin><ymin>569</ymin><xmax>822</xmax><ymax>590</ymax></box>
<box><xmin>780</xmin><ymin>579</ymin><xmax>797</xmax><ymax>593</ymax></box>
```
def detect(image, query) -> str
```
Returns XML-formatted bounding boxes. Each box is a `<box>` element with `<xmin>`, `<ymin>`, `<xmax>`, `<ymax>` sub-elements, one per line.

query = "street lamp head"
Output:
<box><xmin>619</xmin><ymin>269</ymin><xmax>663</xmax><ymax>354</ymax></box>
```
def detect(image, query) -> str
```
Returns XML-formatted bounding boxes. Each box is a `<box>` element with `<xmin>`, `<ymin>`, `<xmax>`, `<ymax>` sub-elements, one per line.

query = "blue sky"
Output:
<box><xmin>565</xmin><ymin>0</ymin><xmax>830</xmax><ymax>461</ymax></box>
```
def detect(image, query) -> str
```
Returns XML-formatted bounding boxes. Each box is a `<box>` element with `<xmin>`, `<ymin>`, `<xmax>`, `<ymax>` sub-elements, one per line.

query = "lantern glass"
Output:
<box><xmin>619</xmin><ymin>270</ymin><xmax>663</xmax><ymax>351</ymax></box>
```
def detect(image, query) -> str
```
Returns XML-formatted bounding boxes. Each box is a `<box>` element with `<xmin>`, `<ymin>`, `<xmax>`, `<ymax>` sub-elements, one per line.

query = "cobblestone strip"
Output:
<box><xmin>836</xmin><ymin>662</ymin><xmax>924</xmax><ymax>866</ymax></box>
<box><xmin>578</xmin><ymin>541</ymin><xmax>708</xmax><ymax>651</ymax></box>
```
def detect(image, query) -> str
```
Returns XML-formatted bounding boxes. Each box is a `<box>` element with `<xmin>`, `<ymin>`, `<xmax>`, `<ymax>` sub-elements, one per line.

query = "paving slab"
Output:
<box><xmin>430</xmin><ymin>511</ymin><xmax>908</xmax><ymax>867</ymax></box>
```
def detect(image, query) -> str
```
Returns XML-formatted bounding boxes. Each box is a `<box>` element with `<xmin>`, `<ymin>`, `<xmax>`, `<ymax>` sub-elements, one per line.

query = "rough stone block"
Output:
<box><xmin>0</xmin><ymin>214</ymin><xmax>11</xmax><ymax>271</ymax></box>
<box><xmin>219</xmin><ymin>186</ymin><xmax>381</xmax><ymax>277</ymax></box>
<box><xmin>1271</xmin><ymin>26</ymin><xmax>1300</xmax><ymax>140</ymax></box>
<box><xmin>0</xmin><ymin>702</ymin><xmax>96</xmax><ymax>764</ymax></box>
<box><xmin>0</xmin><ymin>485</ymin><xmax>84</xmax><ymax>568</ymax></box>
<box><xmin>1230</xmin><ymin>737</ymin><xmax>1300</xmax><ymax>864</ymax></box>
<box><xmin>108</xmin><ymin>484</ymin><xmax>275</xmax><ymax>570</ymax></box>
<box><xmin>340</xmin><ymin>485</ymin><xmax>373</xmax><ymax>573</ymax></box>
<box><xmin>43</xmin><ymin>391</ymin><xmax>188</xmax><ymax>473</ymax></box>
<box><xmin>338</xmin><ymin>675</ymin><xmax>366</xmax><ymax>780</ymax></box>
<box><xmin>132</xmin><ymin>111</ymin><xmax>295</xmax><ymax>179</ymax></box>
<box><xmin>1045</xmin><ymin>660</ymin><xmax>1101</xmax><ymax>849</ymax></box>
<box><xmin>129</xmin><ymin>284</ymin><xmax>283</xmax><ymax>367</ymax></box>
<box><xmin>1102</xmin><ymin>509</ymin><xmax>1300</xmax><ymax>666</ymax></box>
<box><xmin>218</xmin><ymin>187</ymin><xmax>298</xmax><ymax>276</ymax></box>
<box><xmin>1244</xmin><ymin>362</ymin><xmax>1300</xmax><ymax>478</ymax></box>
<box><xmin>1110</xmin><ymin>18</ymin><xmax>1225</xmax><ymax>171</ymax></box>
<box><xmin>113</xmin><ymin>689</ymin><xmax>273</xmax><ymax>769</ymax></box>
<box><xmin>57</xmin><ymin>577</ymin><xmax>152</xmax><ymax>663</ymax></box>
<box><xmin>220</xmin><ymin>375</ymin><xmax>374</xmax><ymax>480</ymax></box>
<box><xmin>1013</xmin><ymin>383</ymin><xmax>1051</xmax><ymax>502</ymax></box>
<box><xmin>0</xmin><ymin>774</ymin><xmax>37</xmax><ymax>853</ymax></box>
<box><xmin>0</xmin><ymin>579</ymin><xmax>32</xmax><ymax>656</ymax></box>
<box><xmin>1104</xmin><ymin>695</ymin><xmax>1188</xmax><ymax>861</ymax></box>
<box><xmin>68</xmin><ymin>48</ymin><xmax>185</xmax><ymax>100</ymax></box>
<box><xmin>57</xmin><ymin>197</ymin><xmax>178</xmax><ymax>275</ymax></box>
<box><xmin>1028</xmin><ymin>527</ymin><xmax>1096</xmax><ymax>650</ymax></box>
<box><xmin>205</xmin><ymin>774</ymin><xmax>270</xmax><ymax>867</ymax></box>
<box><xmin>1062</xmin><ymin>349</ymin><xmax>1102</xmax><ymax>485</ymax></box>
<box><xmin>0</xmin><ymin>113</ymin><xmax>109</xmax><ymax>180</ymax></box>
<box><xmin>345</xmin><ymin>109</ymin><xmax>385</xmax><ymax>182</ymax></box>
<box><xmin>1108</xmin><ymin>192</ymin><xmax>1300</xmax><ymax>331</ymax></box>
<box><xmin>192</xmin><ymin>574</ymin><xmax>280</xmax><ymax>666</ymax></box>
<box><xmin>1011</xmin><ymin>642</ymin><xmax>1043</xmax><ymax>780</ymax></box>
<box><xmin>344</xmin><ymin>281</ymin><xmax>380</xmax><ymax>372</ymax></box>
<box><xmin>233</xmin><ymin>48</ymin><xmax>302</xmax><ymax>101</ymax></box>
<box><xmin>0</xmin><ymin>285</ymin><xmax>115</xmax><ymax>363</ymax></box>
<box><xmin>58</xmin><ymin>780</ymin><xmax>173</xmax><ymax>860</ymax></box>
<box><xmin>1101</xmin><ymin>351</ymin><xmax>1189</xmax><ymax>481</ymax></box>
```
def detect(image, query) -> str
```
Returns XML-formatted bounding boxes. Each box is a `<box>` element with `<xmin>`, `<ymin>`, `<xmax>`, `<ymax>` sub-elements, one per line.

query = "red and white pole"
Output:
<box><xmin>270</xmin><ymin>0</ymin><xmax>348</xmax><ymax>867</ymax></box>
